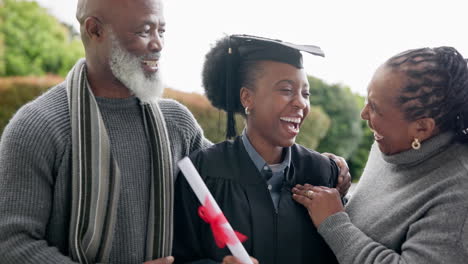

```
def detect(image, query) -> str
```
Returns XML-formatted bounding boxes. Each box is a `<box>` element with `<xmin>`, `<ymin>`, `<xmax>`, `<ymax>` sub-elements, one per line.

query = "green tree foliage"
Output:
<box><xmin>0</xmin><ymin>0</ymin><xmax>84</xmax><ymax>77</ymax></box>
<box><xmin>308</xmin><ymin>76</ymin><xmax>363</xmax><ymax>159</ymax></box>
<box><xmin>296</xmin><ymin>106</ymin><xmax>331</xmax><ymax>149</ymax></box>
<box><xmin>0</xmin><ymin>1</ymin><xmax>5</xmax><ymax>76</ymax></box>
<box><xmin>0</xmin><ymin>30</ymin><xmax>5</xmax><ymax>76</ymax></box>
<box><xmin>347</xmin><ymin>95</ymin><xmax>374</xmax><ymax>181</ymax></box>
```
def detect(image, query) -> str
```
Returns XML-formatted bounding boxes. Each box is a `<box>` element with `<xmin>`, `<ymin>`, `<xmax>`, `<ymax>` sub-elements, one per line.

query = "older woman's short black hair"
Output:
<box><xmin>385</xmin><ymin>46</ymin><xmax>468</xmax><ymax>142</ymax></box>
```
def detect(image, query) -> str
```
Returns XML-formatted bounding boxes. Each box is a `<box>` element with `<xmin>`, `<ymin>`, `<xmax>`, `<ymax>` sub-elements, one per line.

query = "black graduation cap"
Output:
<box><xmin>202</xmin><ymin>34</ymin><xmax>325</xmax><ymax>139</ymax></box>
<box><xmin>231</xmin><ymin>34</ymin><xmax>324</xmax><ymax>63</ymax></box>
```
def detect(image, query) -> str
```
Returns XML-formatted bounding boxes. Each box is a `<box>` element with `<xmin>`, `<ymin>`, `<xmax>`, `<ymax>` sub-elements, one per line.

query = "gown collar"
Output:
<box><xmin>241</xmin><ymin>130</ymin><xmax>291</xmax><ymax>174</ymax></box>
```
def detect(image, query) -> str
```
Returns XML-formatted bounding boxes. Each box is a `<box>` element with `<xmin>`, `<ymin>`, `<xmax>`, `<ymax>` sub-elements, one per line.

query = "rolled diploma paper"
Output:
<box><xmin>178</xmin><ymin>157</ymin><xmax>254</xmax><ymax>264</ymax></box>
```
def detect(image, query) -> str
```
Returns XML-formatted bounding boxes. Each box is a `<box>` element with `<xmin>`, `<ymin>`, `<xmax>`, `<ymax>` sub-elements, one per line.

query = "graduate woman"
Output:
<box><xmin>173</xmin><ymin>35</ymin><xmax>345</xmax><ymax>264</ymax></box>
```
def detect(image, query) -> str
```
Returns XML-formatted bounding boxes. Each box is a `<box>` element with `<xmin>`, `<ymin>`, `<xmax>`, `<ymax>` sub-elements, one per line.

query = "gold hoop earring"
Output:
<box><xmin>245</xmin><ymin>107</ymin><xmax>250</xmax><ymax>115</ymax></box>
<box><xmin>412</xmin><ymin>138</ymin><xmax>421</xmax><ymax>150</ymax></box>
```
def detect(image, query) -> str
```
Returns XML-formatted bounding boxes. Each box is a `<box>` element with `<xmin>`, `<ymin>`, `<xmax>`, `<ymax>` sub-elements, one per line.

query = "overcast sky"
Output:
<box><xmin>35</xmin><ymin>0</ymin><xmax>468</xmax><ymax>96</ymax></box>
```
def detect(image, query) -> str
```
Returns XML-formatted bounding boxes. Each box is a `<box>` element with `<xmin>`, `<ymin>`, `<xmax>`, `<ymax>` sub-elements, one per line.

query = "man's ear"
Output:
<box><xmin>84</xmin><ymin>17</ymin><xmax>105</xmax><ymax>41</ymax></box>
<box><xmin>411</xmin><ymin>117</ymin><xmax>436</xmax><ymax>142</ymax></box>
<box><xmin>240</xmin><ymin>87</ymin><xmax>254</xmax><ymax>110</ymax></box>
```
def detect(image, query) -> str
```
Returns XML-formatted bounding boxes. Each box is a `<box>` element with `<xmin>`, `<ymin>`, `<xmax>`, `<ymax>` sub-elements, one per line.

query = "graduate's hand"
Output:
<box><xmin>144</xmin><ymin>256</ymin><xmax>174</xmax><ymax>264</ymax></box>
<box><xmin>222</xmin><ymin>255</ymin><xmax>259</xmax><ymax>264</ymax></box>
<box><xmin>292</xmin><ymin>184</ymin><xmax>344</xmax><ymax>228</ymax></box>
<box><xmin>321</xmin><ymin>152</ymin><xmax>351</xmax><ymax>197</ymax></box>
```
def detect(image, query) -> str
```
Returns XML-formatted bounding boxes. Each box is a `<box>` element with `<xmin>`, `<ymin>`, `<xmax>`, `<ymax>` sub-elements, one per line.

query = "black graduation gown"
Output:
<box><xmin>173</xmin><ymin>137</ymin><xmax>339</xmax><ymax>264</ymax></box>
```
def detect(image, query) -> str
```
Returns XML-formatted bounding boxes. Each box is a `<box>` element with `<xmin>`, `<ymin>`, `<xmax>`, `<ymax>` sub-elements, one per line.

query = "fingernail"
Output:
<box><xmin>166</xmin><ymin>256</ymin><xmax>174</xmax><ymax>262</ymax></box>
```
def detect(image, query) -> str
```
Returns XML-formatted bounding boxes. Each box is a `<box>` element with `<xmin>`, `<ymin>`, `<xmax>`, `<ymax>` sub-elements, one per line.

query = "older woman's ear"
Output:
<box><xmin>411</xmin><ymin>117</ymin><xmax>437</xmax><ymax>142</ymax></box>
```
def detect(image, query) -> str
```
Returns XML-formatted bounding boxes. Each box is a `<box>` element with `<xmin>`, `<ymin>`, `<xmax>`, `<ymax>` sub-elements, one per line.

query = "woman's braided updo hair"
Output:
<box><xmin>385</xmin><ymin>47</ymin><xmax>468</xmax><ymax>142</ymax></box>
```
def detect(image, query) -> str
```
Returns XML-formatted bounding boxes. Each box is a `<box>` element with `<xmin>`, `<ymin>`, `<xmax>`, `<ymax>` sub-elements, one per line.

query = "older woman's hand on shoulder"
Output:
<box><xmin>321</xmin><ymin>152</ymin><xmax>352</xmax><ymax>197</ymax></box>
<box><xmin>292</xmin><ymin>184</ymin><xmax>344</xmax><ymax>228</ymax></box>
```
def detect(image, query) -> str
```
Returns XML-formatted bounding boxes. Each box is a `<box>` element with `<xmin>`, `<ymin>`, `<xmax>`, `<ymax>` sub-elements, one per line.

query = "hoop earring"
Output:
<box><xmin>412</xmin><ymin>138</ymin><xmax>421</xmax><ymax>150</ymax></box>
<box><xmin>245</xmin><ymin>107</ymin><xmax>250</xmax><ymax>115</ymax></box>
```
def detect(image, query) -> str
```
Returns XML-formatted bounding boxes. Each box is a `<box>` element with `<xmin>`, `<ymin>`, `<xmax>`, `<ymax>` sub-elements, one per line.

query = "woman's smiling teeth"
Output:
<box><xmin>280</xmin><ymin>117</ymin><xmax>301</xmax><ymax>124</ymax></box>
<box><xmin>368</xmin><ymin>122</ymin><xmax>384</xmax><ymax>141</ymax></box>
<box><xmin>280</xmin><ymin>117</ymin><xmax>301</xmax><ymax>134</ymax></box>
<box><xmin>373</xmin><ymin>130</ymin><xmax>384</xmax><ymax>141</ymax></box>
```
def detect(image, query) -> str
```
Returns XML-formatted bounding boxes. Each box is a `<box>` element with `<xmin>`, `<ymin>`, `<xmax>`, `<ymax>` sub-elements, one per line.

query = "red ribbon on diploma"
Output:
<box><xmin>198</xmin><ymin>197</ymin><xmax>248</xmax><ymax>248</ymax></box>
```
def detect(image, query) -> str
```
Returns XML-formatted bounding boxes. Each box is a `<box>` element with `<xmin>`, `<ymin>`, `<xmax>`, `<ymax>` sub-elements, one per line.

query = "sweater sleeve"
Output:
<box><xmin>180</xmin><ymin>103</ymin><xmax>212</xmax><ymax>153</ymax></box>
<box><xmin>318</xmin><ymin>209</ymin><xmax>468</xmax><ymax>264</ymax></box>
<box><xmin>0</xmin><ymin>107</ymin><xmax>77</xmax><ymax>264</ymax></box>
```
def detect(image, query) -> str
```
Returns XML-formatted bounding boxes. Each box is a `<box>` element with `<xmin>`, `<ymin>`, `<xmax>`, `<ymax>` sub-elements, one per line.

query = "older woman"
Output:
<box><xmin>293</xmin><ymin>47</ymin><xmax>468</xmax><ymax>263</ymax></box>
<box><xmin>172</xmin><ymin>35</ymin><xmax>351</xmax><ymax>264</ymax></box>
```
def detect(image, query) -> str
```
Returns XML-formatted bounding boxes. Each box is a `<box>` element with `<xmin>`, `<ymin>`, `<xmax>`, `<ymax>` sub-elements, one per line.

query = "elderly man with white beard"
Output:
<box><xmin>0</xmin><ymin>0</ymin><xmax>209</xmax><ymax>263</ymax></box>
<box><xmin>0</xmin><ymin>0</ymin><xmax>352</xmax><ymax>263</ymax></box>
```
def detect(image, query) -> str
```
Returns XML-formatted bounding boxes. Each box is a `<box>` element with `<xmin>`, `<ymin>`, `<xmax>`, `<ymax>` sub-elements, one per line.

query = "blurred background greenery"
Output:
<box><xmin>0</xmin><ymin>0</ymin><xmax>373</xmax><ymax>182</ymax></box>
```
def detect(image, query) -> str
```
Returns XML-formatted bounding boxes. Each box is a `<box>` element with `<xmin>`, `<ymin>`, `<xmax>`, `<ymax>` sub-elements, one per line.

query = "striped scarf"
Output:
<box><xmin>66</xmin><ymin>59</ymin><xmax>173</xmax><ymax>263</ymax></box>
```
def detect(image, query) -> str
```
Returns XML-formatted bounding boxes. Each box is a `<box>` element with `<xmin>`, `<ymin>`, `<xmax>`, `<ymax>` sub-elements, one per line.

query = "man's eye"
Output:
<box><xmin>158</xmin><ymin>29</ymin><xmax>165</xmax><ymax>37</ymax></box>
<box><xmin>137</xmin><ymin>26</ymin><xmax>151</xmax><ymax>36</ymax></box>
<box><xmin>138</xmin><ymin>32</ymin><xmax>149</xmax><ymax>37</ymax></box>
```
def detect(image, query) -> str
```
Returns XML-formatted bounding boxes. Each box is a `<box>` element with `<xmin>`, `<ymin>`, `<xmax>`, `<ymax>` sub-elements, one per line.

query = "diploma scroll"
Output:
<box><xmin>178</xmin><ymin>157</ymin><xmax>254</xmax><ymax>264</ymax></box>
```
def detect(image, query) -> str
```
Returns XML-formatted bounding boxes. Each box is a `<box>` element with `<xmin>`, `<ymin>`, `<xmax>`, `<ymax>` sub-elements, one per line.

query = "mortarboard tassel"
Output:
<box><xmin>225</xmin><ymin>37</ymin><xmax>237</xmax><ymax>139</ymax></box>
<box><xmin>226</xmin><ymin>111</ymin><xmax>237</xmax><ymax>139</ymax></box>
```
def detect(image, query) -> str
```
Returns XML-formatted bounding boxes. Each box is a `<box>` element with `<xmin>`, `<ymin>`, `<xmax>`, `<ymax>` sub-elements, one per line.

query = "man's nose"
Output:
<box><xmin>148</xmin><ymin>34</ymin><xmax>163</xmax><ymax>52</ymax></box>
<box><xmin>360</xmin><ymin>104</ymin><xmax>369</xmax><ymax>120</ymax></box>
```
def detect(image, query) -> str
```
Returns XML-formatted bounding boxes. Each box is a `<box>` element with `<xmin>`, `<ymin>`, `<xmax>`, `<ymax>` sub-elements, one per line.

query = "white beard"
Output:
<box><xmin>109</xmin><ymin>34</ymin><xmax>164</xmax><ymax>103</ymax></box>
